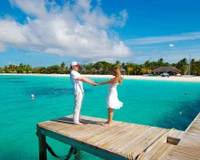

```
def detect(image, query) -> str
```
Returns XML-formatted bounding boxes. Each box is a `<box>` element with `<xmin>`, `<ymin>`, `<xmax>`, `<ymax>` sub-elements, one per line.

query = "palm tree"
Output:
<box><xmin>157</xmin><ymin>58</ymin><xmax>164</xmax><ymax>67</ymax></box>
<box><xmin>61</xmin><ymin>62</ymin><xmax>66</xmax><ymax>70</ymax></box>
<box><xmin>115</xmin><ymin>60</ymin><xmax>120</xmax><ymax>66</ymax></box>
<box><xmin>176</xmin><ymin>58</ymin><xmax>187</xmax><ymax>74</ymax></box>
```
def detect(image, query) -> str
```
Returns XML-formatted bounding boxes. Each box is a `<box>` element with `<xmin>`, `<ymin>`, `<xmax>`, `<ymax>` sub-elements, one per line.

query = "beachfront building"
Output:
<box><xmin>80</xmin><ymin>67</ymin><xmax>86</xmax><ymax>74</ymax></box>
<box><xmin>153</xmin><ymin>66</ymin><xmax>180</xmax><ymax>76</ymax></box>
<box><xmin>120</xmin><ymin>68</ymin><xmax>126</xmax><ymax>75</ymax></box>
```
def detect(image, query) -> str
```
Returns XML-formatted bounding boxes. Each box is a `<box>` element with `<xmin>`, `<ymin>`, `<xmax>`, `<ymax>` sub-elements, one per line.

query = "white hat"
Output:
<box><xmin>70</xmin><ymin>61</ymin><xmax>80</xmax><ymax>67</ymax></box>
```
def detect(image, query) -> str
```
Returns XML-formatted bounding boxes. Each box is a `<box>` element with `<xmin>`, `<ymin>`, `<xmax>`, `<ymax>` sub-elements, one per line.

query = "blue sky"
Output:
<box><xmin>0</xmin><ymin>0</ymin><xmax>200</xmax><ymax>67</ymax></box>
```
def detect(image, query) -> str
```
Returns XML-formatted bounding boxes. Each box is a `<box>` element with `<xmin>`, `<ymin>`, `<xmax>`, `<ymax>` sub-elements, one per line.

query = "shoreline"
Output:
<box><xmin>1</xmin><ymin>73</ymin><xmax>200</xmax><ymax>82</ymax></box>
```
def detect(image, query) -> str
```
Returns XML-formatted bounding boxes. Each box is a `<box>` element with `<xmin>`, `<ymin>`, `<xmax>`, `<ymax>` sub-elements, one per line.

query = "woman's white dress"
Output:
<box><xmin>106</xmin><ymin>83</ymin><xmax>123</xmax><ymax>109</ymax></box>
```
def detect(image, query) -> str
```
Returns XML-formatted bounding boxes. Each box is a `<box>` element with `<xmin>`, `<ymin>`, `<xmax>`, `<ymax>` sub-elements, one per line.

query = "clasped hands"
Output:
<box><xmin>92</xmin><ymin>82</ymin><xmax>98</xmax><ymax>86</ymax></box>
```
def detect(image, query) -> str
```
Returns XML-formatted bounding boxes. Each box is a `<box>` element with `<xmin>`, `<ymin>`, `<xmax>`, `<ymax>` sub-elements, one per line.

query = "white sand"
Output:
<box><xmin>84</xmin><ymin>75</ymin><xmax>200</xmax><ymax>82</ymax></box>
<box><xmin>1</xmin><ymin>73</ymin><xmax>200</xmax><ymax>82</ymax></box>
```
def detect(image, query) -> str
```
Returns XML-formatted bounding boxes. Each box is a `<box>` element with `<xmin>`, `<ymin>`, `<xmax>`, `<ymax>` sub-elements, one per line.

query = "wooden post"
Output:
<box><xmin>37</xmin><ymin>128</ymin><xmax>47</xmax><ymax>160</ymax></box>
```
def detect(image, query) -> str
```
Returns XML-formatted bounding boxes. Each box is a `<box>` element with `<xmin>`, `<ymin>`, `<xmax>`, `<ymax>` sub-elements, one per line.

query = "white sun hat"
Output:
<box><xmin>70</xmin><ymin>61</ymin><xmax>80</xmax><ymax>67</ymax></box>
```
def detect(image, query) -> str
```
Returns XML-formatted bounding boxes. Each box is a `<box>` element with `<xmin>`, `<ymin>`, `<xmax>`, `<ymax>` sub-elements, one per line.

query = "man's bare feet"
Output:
<box><xmin>74</xmin><ymin>122</ymin><xmax>84</xmax><ymax>125</ymax></box>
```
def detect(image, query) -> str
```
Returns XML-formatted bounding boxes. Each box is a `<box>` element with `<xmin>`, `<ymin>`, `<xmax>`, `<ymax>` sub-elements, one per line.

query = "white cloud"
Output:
<box><xmin>169</xmin><ymin>44</ymin><xmax>174</xmax><ymax>47</ymax></box>
<box><xmin>9</xmin><ymin>0</ymin><xmax>47</xmax><ymax>17</ymax></box>
<box><xmin>0</xmin><ymin>20</ymin><xmax>27</xmax><ymax>44</ymax></box>
<box><xmin>125</xmin><ymin>32</ymin><xmax>200</xmax><ymax>45</ymax></box>
<box><xmin>0</xmin><ymin>0</ymin><xmax>130</xmax><ymax>61</ymax></box>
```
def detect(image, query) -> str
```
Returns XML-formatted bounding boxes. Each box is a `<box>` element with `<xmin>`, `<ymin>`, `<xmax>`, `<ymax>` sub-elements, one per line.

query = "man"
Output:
<box><xmin>70</xmin><ymin>61</ymin><xmax>97</xmax><ymax>125</ymax></box>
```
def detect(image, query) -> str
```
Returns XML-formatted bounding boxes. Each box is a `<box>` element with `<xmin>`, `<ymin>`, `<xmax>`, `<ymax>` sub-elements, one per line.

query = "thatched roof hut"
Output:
<box><xmin>153</xmin><ymin>66</ymin><xmax>180</xmax><ymax>75</ymax></box>
<box><xmin>80</xmin><ymin>67</ymin><xmax>86</xmax><ymax>74</ymax></box>
<box><xmin>98</xmin><ymin>67</ymin><xmax>103</xmax><ymax>73</ymax></box>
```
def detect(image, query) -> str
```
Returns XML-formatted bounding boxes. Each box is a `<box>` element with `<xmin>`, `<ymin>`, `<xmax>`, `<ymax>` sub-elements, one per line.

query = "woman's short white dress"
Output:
<box><xmin>106</xmin><ymin>83</ymin><xmax>123</xmax><ymax>109</ymax></box>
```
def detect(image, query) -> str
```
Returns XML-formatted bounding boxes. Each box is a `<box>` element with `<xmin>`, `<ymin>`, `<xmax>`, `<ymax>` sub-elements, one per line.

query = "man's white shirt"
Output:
<box><xmin>70</xmin><ymin>70</ymin><xmax>84</xmax><ymax>94</ymax></box>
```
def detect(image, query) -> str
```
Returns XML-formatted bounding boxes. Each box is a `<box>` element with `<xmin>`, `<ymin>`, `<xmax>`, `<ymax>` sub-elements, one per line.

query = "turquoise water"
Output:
<box><xmin>0</xmin><ymin>75</ymin><xmax>200</xmax><ymax>160</ymax></box>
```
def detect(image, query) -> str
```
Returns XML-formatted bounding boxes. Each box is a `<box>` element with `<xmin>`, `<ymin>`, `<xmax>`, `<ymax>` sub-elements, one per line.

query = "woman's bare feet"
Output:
<box><xmin>102</xmin><ymin>121</ymin><xmax>112</xmax><ymax>126</ymax></box>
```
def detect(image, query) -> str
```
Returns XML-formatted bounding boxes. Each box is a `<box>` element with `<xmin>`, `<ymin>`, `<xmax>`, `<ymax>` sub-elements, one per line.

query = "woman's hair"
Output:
<box><xmin>112</xmin><ymin>64</ymin><xmax>122</xmax><ymax>84</ymax></box>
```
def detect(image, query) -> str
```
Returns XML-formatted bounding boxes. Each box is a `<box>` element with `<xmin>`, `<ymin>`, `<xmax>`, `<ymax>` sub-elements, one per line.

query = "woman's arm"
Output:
<box><xmin>98</xmin><ymin>78</ymin><xmax>116</xmax><ymax>85</ymax></box>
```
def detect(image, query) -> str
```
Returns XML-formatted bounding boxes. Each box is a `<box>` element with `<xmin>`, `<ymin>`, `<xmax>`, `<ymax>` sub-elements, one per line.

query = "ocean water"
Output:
<box><xmin>0</xmin><ymin>75</ymin><xmax>200</xmax><ymax>160</ymax></box>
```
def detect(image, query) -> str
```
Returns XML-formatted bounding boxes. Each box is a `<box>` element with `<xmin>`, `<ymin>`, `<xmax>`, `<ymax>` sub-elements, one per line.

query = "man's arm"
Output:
<box><xmin>76</xmin><ymin>76</ymin><xmax>96</xmax><ymax>85</ymax></box>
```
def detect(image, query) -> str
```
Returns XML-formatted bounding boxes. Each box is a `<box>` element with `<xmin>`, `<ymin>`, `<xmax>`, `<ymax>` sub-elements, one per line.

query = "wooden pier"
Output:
<box><xmin>37</xmin><ymin>113</ymin><xmax>200</xmax><ymax>160</ymax></box>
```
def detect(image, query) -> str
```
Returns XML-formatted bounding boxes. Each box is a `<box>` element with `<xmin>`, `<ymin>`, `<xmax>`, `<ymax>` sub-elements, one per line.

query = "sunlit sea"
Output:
<box><xmin>0</xmin><ymin>75</ymin><xmax>200</xmax><ymax>160</ymax></box>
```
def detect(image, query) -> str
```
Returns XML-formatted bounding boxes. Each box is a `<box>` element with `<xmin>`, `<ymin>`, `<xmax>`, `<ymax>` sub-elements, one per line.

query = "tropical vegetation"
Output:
<box><xmin>0</xmin><ymin>58</ymin><xmax>200</xmax><ymax>75</ymax></box>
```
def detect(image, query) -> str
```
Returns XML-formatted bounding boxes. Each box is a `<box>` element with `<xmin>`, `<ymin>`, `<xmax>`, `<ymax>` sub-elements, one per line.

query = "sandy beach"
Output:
<box><xmin>1</xmin><ymin>73</ymin><xmax>200</xmax><ymax>82</ymax></box>
<box><xmin>85</xmin><ymin>75</ymin><xmax>200</xmax><ymax>82</ymax></box>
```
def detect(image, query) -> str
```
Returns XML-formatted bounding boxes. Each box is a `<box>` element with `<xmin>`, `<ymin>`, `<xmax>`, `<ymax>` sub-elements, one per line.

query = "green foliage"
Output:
<box><xmin>1</xmin><ymin>58</ymin><xmax>199</xmax><ymax>75</ymax></box>
<box><xmin>46</xmin><ymin>65</ymin><xmax>62</xmax><ymax>74</ymax></box>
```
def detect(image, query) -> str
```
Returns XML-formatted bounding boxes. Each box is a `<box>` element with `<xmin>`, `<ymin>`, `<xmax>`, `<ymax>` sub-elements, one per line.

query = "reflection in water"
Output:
<box><xmin>64</xmin><ymin>147</ymin><xmax>83</xmax><ymax>160</ymax></box>
<box><xmin>155</xmin><ymin>98</ymin><xmax>200</xmax><ymax>130</ymax></box>
<box><xmin>1</xmin><ymin>77</ymin><xmax>27</xmax><ymax>83</ymax></box>
<box><xmin>25</xmin><ymin>87</ymin><xmax>92</xmax><ymax>97</ymax></box>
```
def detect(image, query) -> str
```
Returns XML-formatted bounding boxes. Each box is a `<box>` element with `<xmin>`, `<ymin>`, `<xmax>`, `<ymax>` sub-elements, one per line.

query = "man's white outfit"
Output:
<box><xmin>70</xmin><ymin>70</ymin><xmax>84</xmax><ymax>123</ymax></box>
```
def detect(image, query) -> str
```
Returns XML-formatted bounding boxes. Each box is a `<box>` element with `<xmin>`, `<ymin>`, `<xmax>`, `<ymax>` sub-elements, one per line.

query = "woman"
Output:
<box><xmin>97</xmin><ymin>64</ymin><xmax>123</xmax><ymax>126</ymax></box>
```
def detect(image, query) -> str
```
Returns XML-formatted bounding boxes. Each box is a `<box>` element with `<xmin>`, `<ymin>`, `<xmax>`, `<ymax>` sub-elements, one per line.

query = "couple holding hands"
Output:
<box><xmin>70</xmin><ymin>61</ymin><xmax>123</xmax><ymax>126</ymax></box>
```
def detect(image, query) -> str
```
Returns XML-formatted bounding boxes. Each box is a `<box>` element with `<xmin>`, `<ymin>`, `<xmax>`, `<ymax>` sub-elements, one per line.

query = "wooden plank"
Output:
<box><xmin>37</xmin><ymin>114</ymin><xmax>200</xmax><ymax>160</ymax></box>
<box><xmin>141</xmin><ymin>140</ymin><xmax>166</xmax><ymax>160</ymax></box>
<box><xmin>166</xmin><ymin>130</ymin><xmax>183</xmax><ymax>145</ymax></box>
<box><xmin>93</xmin><ymin>123</ymin><xmax>133</xmax><ymax>146</ymax></box>
<box><xmin>171</xmin><ymin>145</ymin><xmax>200</xmax><ymax>157</ymax></box>
<box><xmin>125</xmin><ymin>128</ymin><xmax>167</xmax><ymax>157</ymax></box>
<box><xmin>158</xmin><ymin>144</ymin><xmax>174</xmax><ymax>160</ymax></box>
<box><xmin>166</xmin><ymin>146</ymin><xmax>200</xmax><ymax>160</ymax></box>
<box><xmin>73</xmin><ymin>125</ymin><xmax>108</xmax><ymax>141</ymax></box>
<box><xmin>185</xmin><ymin>113</ymin><xmax>200</xmax><ymax>133</ymax></box>
<box><xmin>137</xmin><ymin>130</ymin><xmax>181</xmax><ymax>159</ymax></box>
<box><xmin>105</xmin><ymin>124</ymin><xmax>144</xmax><ymax>151</ymax></box>
<box><xmin>99</xmin><ymin>124</ymin><xmax>135</xmax><ymax>148</ymax></box>
<box><xmin>177</xmin><ymin>132</ymin><xmax>200</xmax><ymax>150</ymax></box>
<box><xmin>165</xmin><ymin>153</ymin><xmax>198</xmax><ymax>160</ymax></box>
<box><xmin>167</xmin><ymin>130</ymin><xmax>184</xmax><ymax>140</ymax></box>
<box><xmin>85</xmin><ymin>122</ymin><xmax>125</xmax><ymax>144</ymax></box>
<box><xmin>114</xmin><ymin>126</ymin><xmax>153</xmax><ymax>154</ymax></box>
<box><xmin>38</xmin><ymin>127</ymin><xmax>128</xmax><ymax>160</ymax></box>
<box><xmin>165</xmin><ymin>113</ymin><xmax>200</xmax><ymax>160</ymax></box>
<box><xmin>142</xmin><ymin>142</ymin><xmax>174</xmax><ymax>160</ymax></box>
<box><xmin>129</xmin><ymin>128</ymin><xmax>171</xmax><ymax>159</ymax></box>
<box><xmin>150</xmin><ymin>143</ymin><xmax>172</xmax><ymax>160</ymax></box>
<box><xmin>187</xmin><ymin>125</ymin><xmax>200</xmax><ymax>134</ymax></box>
<box><xmin>167</xmin><ymin>137</ymin><xmax>180</xmax><ymax>145</ymax></box>
<box><xmin>70</xmin><ymin>124</ymin><xmax>103</xmax><ymax>138</ymax></box>
<box><xmin>38</xmin><ymin>120</ymin><xmax>74</xmax><ymax>132</ymax></box>
<box><xmin>56</xmin><ymin>123</ymin><xmax>91</xmax><ymax>136</ymax></box>
<box><xmin>176</xmin><ymin>130</ymin><xmax>185</xmax><ymax>139</ymax></box>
